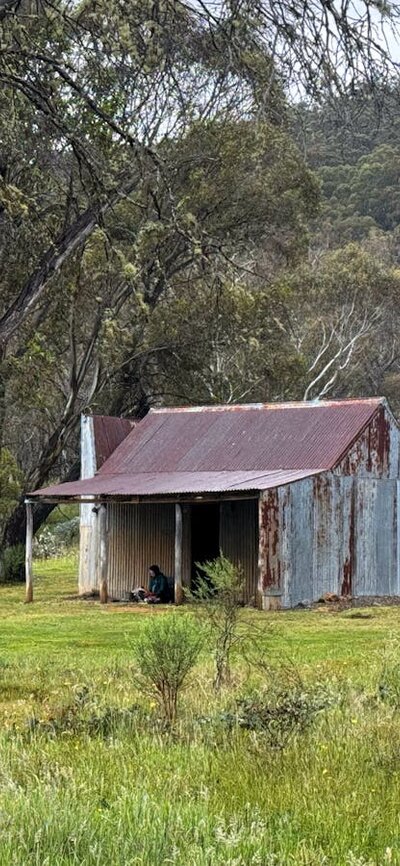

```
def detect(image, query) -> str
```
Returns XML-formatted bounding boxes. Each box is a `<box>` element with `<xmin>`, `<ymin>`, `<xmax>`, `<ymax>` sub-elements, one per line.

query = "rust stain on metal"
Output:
<box><xmin>341</xmin><ymin>485</ymin><xmax>355</xmax><ymax>596</ymax></box>
<box><xmin>30</xmin><ymin>469</ymin><xmax>320</xmax><ymax>499</ymax></box>
<box><xmin>370</xmin><ymin>408</ymin><xmax>390</xmax><ymax>476</ymax></box>
<box><xmin>313</xmin><ymin>475</ymin><xmax>331</xmax><ymax>548</ymax></box>
<box><xmin>99</xmin><ymin>399</ymin><xmax>382</xmax><ymax>476</ymax></box>
<box><xmin>260</xmin><ymin>491</ymin><xmax>281</xmax><ymax>590</ymax></box>
<box><xmin>337</xmin><ymin>408</ymin><xmax>391</xmax><ymax>477</ymax></box>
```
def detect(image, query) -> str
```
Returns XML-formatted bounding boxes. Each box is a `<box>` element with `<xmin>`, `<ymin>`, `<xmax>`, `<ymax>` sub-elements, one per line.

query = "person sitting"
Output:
<box><xmin>131</xmin><ymin>565</ymin><xmax>170</xmax><ymax>604</ymax></box>
<box><xmin>147</xmin><ymin>564</ymin><xmax>169</xmax><ymax>603</ymax></box>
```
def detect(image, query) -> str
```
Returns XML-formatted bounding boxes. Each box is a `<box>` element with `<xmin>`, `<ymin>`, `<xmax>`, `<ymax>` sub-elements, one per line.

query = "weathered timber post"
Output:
<box><xmin>25</xmin><ymin>499</ymin><xmax>33</xmax><ymax>603</ymax></box>
<box><xmin>258</xmin><ymin>491</ymin><xmax>282</xmax><ymax>611</ymax></box>
<box><xmin>174</xmin><ymin>503</ymin><xmax>184</xmax><ymax>605</ymax></box>
<box><xmin>98</xmin><ymin>503</ymin><xmax>108</xmax><ymax>604</ymax></box>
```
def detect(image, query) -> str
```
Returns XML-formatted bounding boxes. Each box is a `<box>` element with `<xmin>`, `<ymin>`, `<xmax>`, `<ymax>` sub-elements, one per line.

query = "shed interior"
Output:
<box><xmin>106</xmin><ymin>498</ymin><xmax>259</xmax><ymax>602</ymax></box>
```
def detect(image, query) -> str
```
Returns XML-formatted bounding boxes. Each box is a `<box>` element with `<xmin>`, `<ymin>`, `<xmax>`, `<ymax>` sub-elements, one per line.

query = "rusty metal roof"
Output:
<box><xmin>99</xmin><ymin>398</ymin><xmax>383</xmax><ymax>475</ymax></box>
<box><xmin>30</xmin><ymin>469</ymin><xmax>320</xmax><ymax>499</ymax></box>
<box><xmin>92</xmin><ymin>415</ymin><xmax>135</xmax><ymax>469</ymax></box>
<box><xmin>30</xmin><ymin>398</ymin><xmax>385</xmax><ymax>500</ymax></box>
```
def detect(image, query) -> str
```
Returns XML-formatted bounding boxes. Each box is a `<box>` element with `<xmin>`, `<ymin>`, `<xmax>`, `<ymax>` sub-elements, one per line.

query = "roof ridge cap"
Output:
<box><xmin>150</xmin><ymin>397</ymin><xmax>384</xmax><ymax>414</ymax></box>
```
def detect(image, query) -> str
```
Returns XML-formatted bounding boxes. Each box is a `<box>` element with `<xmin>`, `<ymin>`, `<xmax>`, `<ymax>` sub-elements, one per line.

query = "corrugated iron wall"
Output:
<box><xmin>258</xmin><ymin>407</ymin><xmax>400</xmax><ymax>607</ymax></box>
<box><xmin>108</xmin><ymin>503</ymin><xmax>173</xmax><ymax>597</ymax></box>
<box><xmin>220</xmin><ymin>500</ymin><xmax>259</xmax><ymax>603</ymax></box>
<box><xmin>259</xmin><ymin>474</ymin><xmax>399</xmax><ymax>608</ymax></box>
<box><xmin>107</xmin><ymin>503</ymin><xmax>192</xmax><ymax>598</ymax></box>
<box><xmin>106</xmin><ymin>500</ymin><xmax>258</xmax><ymax>601</ymax></box>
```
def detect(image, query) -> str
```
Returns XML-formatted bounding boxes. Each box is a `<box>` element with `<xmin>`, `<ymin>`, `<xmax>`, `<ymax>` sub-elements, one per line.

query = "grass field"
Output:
<box><xmin>2</xmin><ymin>557</ymin><xmax>400</xmax><ymax>865</ymax></box>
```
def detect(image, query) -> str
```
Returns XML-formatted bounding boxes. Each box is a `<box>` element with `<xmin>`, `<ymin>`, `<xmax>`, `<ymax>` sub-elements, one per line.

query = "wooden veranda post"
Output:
<box><xmin>99</xmin><ymin>503</ymin><xmax>108</xmax><ymax>604</ymax></box>
<box><xmin>25</xmin><ymin>500</ymin><xmax>33</xmax><ymax>603</ymax></box>
<box><xmin>174</xmin><ymin>503</ymin><xmax>183</xmax><ymax>605</ymax></box>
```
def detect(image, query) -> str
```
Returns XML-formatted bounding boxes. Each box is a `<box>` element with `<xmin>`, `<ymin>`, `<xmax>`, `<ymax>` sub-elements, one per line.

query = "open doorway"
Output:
<box><xmin>191</xmin><ymin>503</ymin><xmax>220</xmax><ymax>587</ymax></box>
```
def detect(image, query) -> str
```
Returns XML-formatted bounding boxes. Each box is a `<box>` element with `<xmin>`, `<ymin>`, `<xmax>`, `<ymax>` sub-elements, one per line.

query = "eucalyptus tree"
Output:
<box><xmin>0</xmin><ymin>0</ymin><xmax>399</xmax><ymax>555</ymax></box>
<box><xmin>0</xmin><ymin>0</ymin><xmax>398</xmax><ymax>348</ymax></box>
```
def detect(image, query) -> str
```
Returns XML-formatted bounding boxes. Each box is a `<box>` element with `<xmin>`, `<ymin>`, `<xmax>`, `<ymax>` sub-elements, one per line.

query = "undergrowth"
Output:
<box><xmin>0</xmin><ymin>563</ymin><xmax>400</xmax><ymax>863</ymax></box>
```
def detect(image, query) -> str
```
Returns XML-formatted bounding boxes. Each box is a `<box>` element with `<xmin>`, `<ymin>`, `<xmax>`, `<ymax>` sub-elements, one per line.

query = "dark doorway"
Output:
<box><xmin>191</xmin><ymin>503</ymin><xmax>220</xmax><ymax>586</ymax></box>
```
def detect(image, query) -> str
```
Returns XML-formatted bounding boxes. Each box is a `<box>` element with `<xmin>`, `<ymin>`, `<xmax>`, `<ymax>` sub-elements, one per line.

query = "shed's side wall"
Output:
<box><xmin>220</xmin><ymin>500</ymin><xmax>259</xmax><ymax>603</ymax></box>
<box><xmin>107</xmin><ymin>503</ymin><xmax>191</xmax><ymax>598</ymax></box>
<box><xmin>353</xmin><ymin>478</ymin><xmax>398</xmax><ymax>596</ymax></box>
<box><xmin>259</xmin><ymin>475</ymin><xmax>399</xmax><ymax>607</ymax></box>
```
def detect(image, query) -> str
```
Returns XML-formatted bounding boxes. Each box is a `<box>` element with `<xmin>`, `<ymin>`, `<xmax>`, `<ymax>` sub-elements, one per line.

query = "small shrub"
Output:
<box><xmin>134</xmin><ymin>614</ymin><xmax>202</xmax><ymax>725</ymax></box>
<box><xmin>233</xmin><ymin>685</ymin><xmax>329</xmax><ymax>748</ymax></box>
<box><xmin>33</xmin><ymin>527</ymin><xmax>58</xmax><ymax>560</ymax></box>
<box><xmin>0</xmin><ymin>543</ymin><xmax>25</xmax><ymax>583</ymax></box>
<box><xmin>189</xmin><ymin>555</ymin><xmax>245</xmax><ymax>691</ymax></box>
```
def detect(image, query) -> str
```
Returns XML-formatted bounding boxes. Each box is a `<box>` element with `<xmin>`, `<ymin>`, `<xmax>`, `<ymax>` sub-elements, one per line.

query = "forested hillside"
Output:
<box><xmin>1</xmin><ymin>0</ymin><xmax>400</xmax><ymax>561</ymax></box>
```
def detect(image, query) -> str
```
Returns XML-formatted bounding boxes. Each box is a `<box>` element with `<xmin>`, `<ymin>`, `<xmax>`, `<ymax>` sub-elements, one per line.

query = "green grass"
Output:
<box><xmin>1</xmin><ymin>557</ymin><xmax>400</xmax><ymax>864</ymax></box>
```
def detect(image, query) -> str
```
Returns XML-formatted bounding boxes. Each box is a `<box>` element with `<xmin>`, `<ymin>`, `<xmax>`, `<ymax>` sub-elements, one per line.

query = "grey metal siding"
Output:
<box><xmin>375</xmin><ymin>480</ymin><xmax>397</xmax><ymax>595</ymax></box>
<box><xmin>353</xmin><ymin>479</ymin><xmax>378</xmax><ymax>595</ymax></box>
<box><xmin>312</xmin><ymin>475</ymin><xmax>341</xmax><ymax>601</ymax></box>
<box><xmin>259</xmin><ymin>472</ymin><xmax>399</xmax><ymax>608</ymax></box>
<box><xmin>220</xmin><ymin>500</ymin><xmax>259</xmax><ymax>603</ymax></box>
<box><xmin>286</xmin><ymin>479</ymin><xmax>314</xmax><ymax>607</ymax></box>
<box><xmin>353</xmin><ymin>478</ymin><xmax>397</xmax><ymax>597</ymax></box>
<box><xmin>107</xmin><ymin>503</ymin><xmax>192</xmax><ymax>598</ymax></box>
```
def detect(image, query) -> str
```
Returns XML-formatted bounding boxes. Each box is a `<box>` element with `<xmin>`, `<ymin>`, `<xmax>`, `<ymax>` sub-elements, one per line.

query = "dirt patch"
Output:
<box><xmin>311</xmin><ymin>595</ymin><xmax>400</xmax><ymax>613</ymax></box>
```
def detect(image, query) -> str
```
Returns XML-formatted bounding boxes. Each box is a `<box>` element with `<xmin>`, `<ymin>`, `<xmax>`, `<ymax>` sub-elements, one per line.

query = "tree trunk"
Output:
<box><xmin>2</xmin><ymin>460</ymin><xmax>80</xmax><ymax>552</ymax></box>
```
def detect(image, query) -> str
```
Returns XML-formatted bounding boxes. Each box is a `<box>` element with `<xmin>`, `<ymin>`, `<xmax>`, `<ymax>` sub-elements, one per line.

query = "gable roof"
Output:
<box><xmin>30</xmin><ymin>398</ymin><xmax>386</xmax><ymax>500</ymax></box>
<box><xmin>91</xmin><ymin>415</ymin><xmax>135</xmax><ymax>469</ymax></box>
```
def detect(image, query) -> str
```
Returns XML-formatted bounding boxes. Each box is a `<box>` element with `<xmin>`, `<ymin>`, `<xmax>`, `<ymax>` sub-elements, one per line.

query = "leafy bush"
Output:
<box><xmin>189</xmin><ymin>555</ymin><xmax>245</xmax><ymax>691</ymax></box>
<box><xmin>34</xmin><ymin>517</ymin><xmax>79</xmax><ymax>559</ymax></box>
<box><xmin>233</xmin><ymin>685</ymin><xmax>329</xmax><ymax>748</ymax></box>
<box><xmin>0</xmin><ymin>543</ymin><xmax>25</xmax><ymax>583</ymax></box>
<box><xmin>134</xmin><ymin>614</ymin><xmax>202</xmax><ymax>725</ymax></box>
<box><xmin>33</xmin><ymin>528</ymin><xmax>58</xmax><ymax>560</ymax></box>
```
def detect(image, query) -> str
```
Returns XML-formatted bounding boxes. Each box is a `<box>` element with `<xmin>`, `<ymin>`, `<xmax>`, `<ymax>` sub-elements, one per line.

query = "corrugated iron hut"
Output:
<box><xmin>27</xmin><ymin>397</ymin><xmax>400</xmax><ymax>608</ymax></box>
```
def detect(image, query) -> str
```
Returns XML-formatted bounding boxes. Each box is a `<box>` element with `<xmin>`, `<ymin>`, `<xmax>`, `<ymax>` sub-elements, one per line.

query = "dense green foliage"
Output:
<box><xmin>1</xmin><ymin>2</ymin><xmax>400</xmax><ymax>553</ymax></box>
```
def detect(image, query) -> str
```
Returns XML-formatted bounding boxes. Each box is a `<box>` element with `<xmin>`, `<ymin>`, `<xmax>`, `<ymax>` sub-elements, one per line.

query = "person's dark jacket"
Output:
<box><xmin>149</xmin><ymin>572</ymin><xmax>169</xmax><ymax>602</ymax></box>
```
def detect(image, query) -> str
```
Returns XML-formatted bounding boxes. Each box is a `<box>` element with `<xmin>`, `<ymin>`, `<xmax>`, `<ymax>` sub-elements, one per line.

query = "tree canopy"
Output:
<box><xmin>1</xmin><ymin>0</ymin><xmax>400</xmax><ymax>555</ymax></box>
